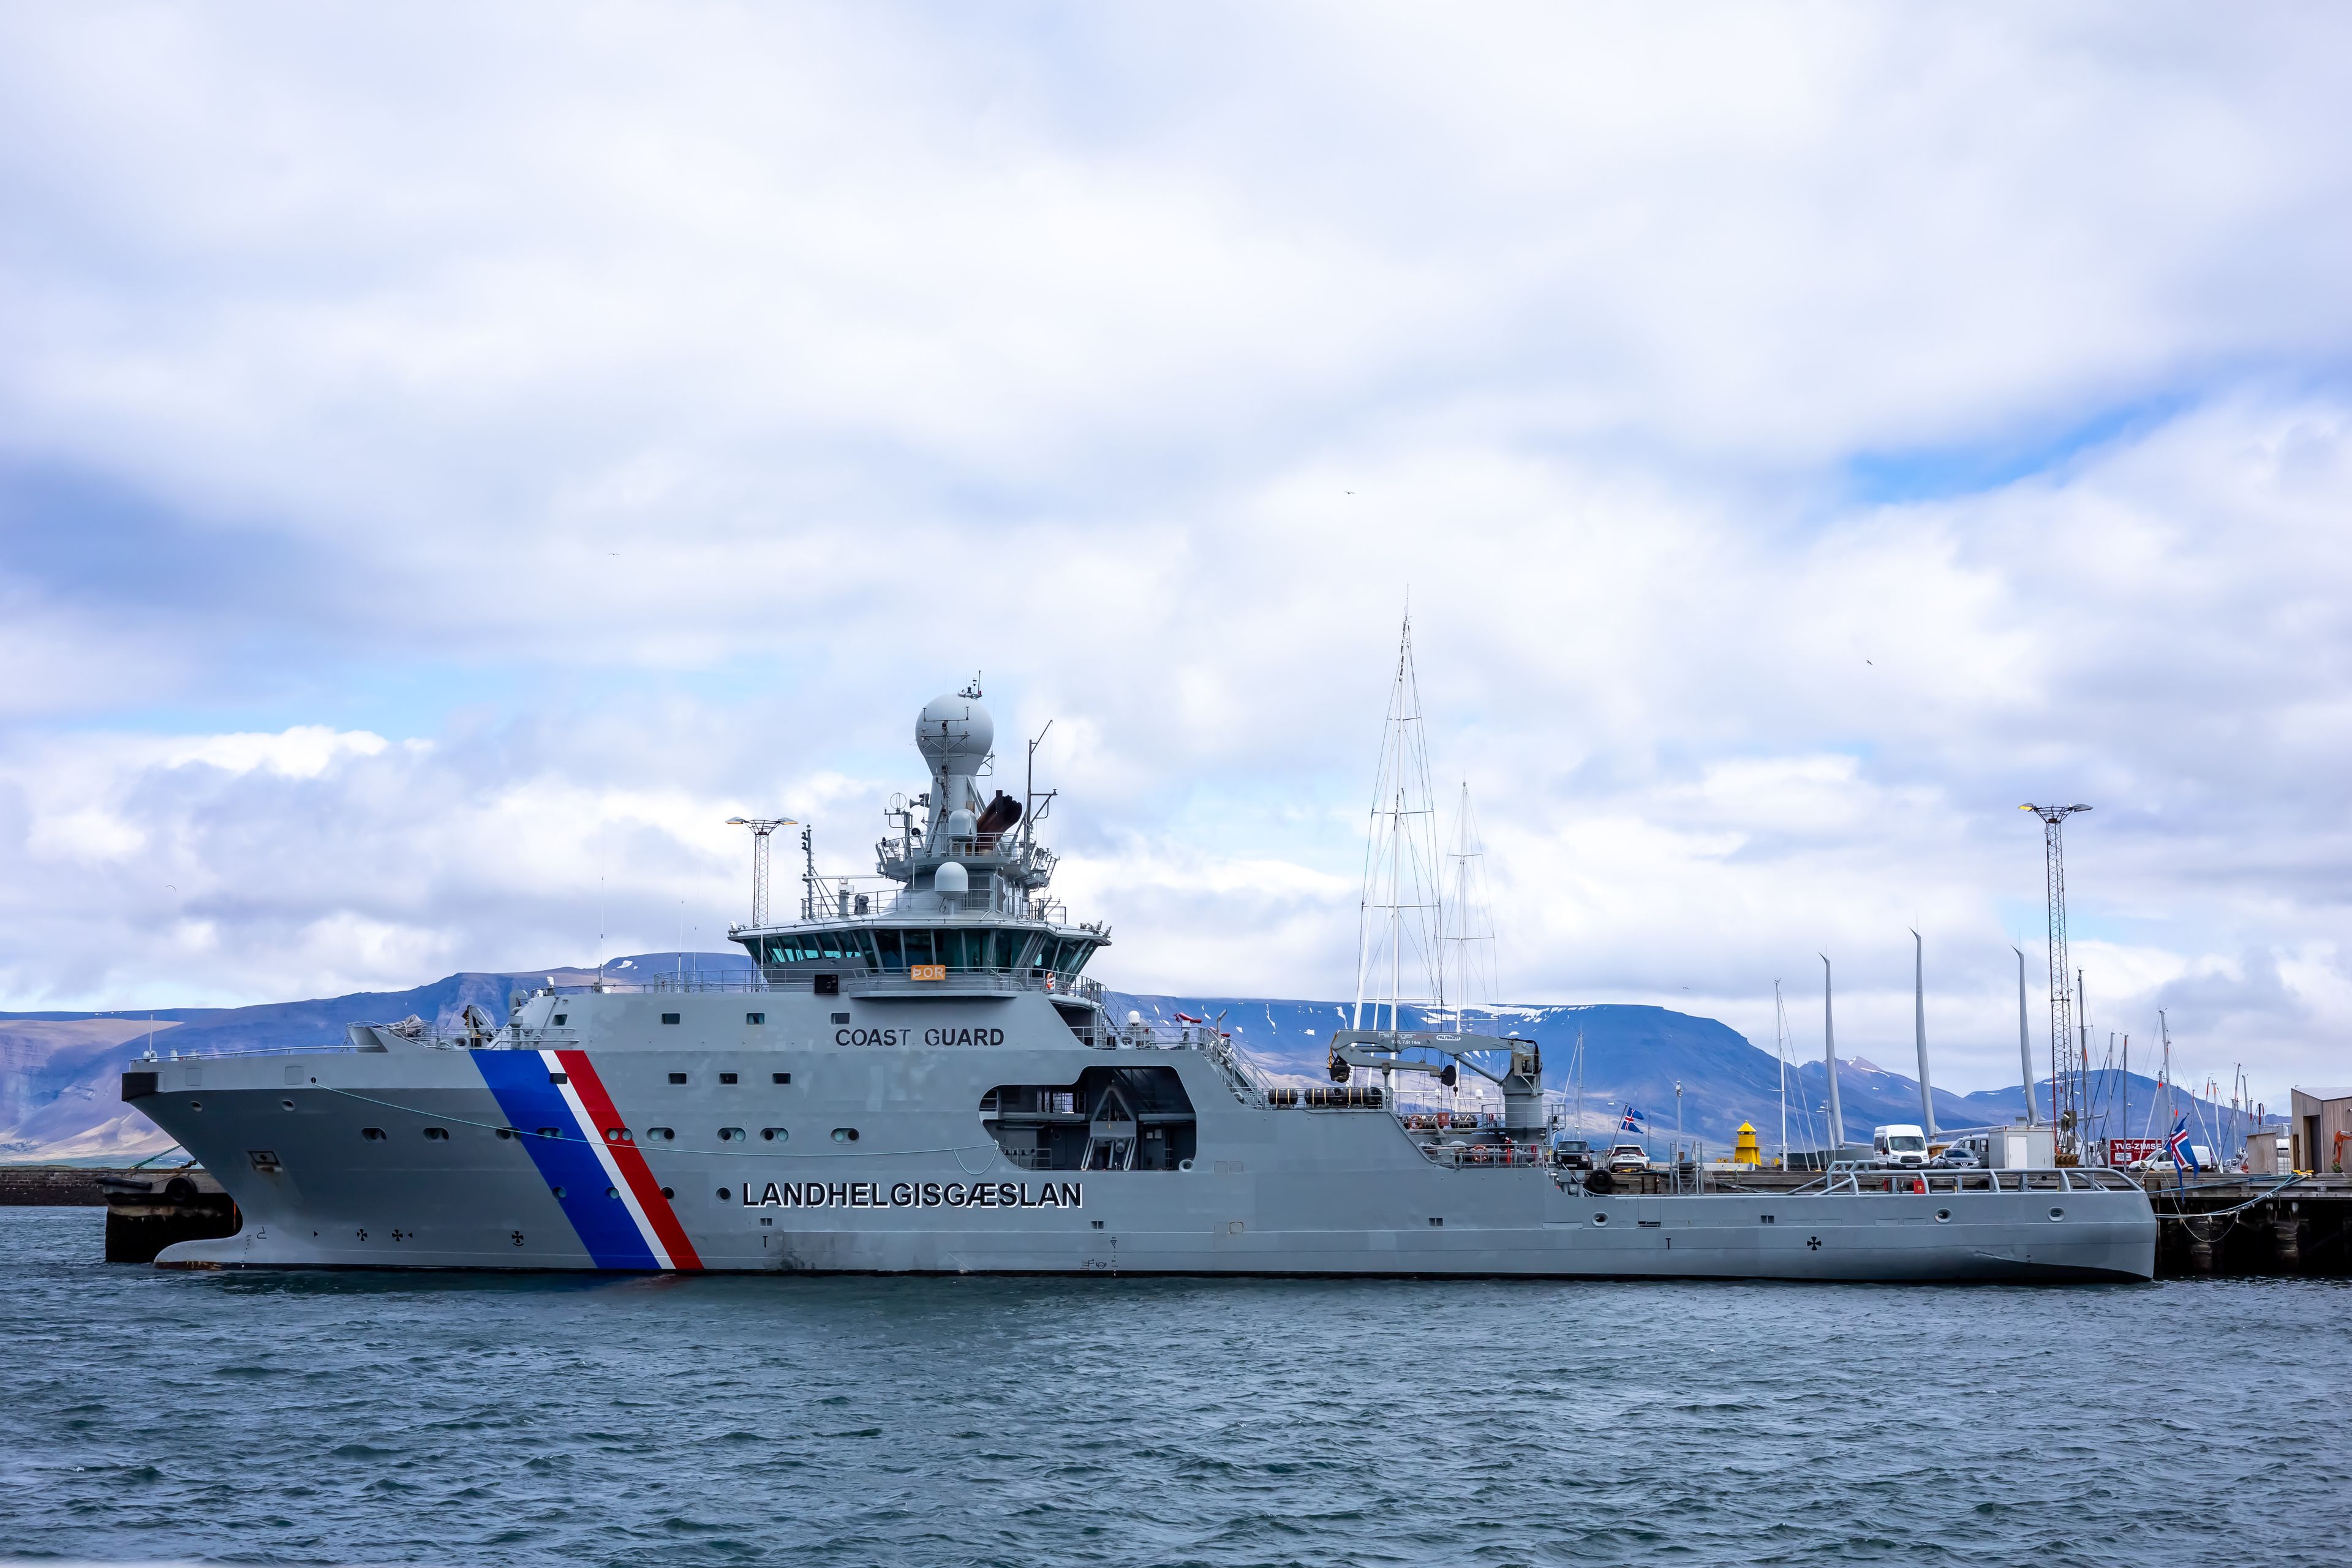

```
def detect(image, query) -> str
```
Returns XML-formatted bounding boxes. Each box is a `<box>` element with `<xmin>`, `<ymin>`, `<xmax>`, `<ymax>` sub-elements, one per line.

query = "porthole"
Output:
<box><xmin>772</xmin><ymin>1072</ymin><xmax>792</xmax><ymax>1085</ymax></box>
<box><xmin>719</xmin><ymin>1128</ymin><xmax>745</xmax><ymax>1142</ymax></box>
<box><xmin>552</xmin><ymin>1014</ymin><xmax>567</xmax><ymax>1026</ymax></box>
<box><xmin>606</xmin><ymin>1186</ymin><xmax>620</xmax><ymax>1200</ymax></box>
<box><xmin>188</xmin><ymin>1100</ymin><xmax>202</xmax><ymax>1110</ymax></box>
<box><xmin>644</xmin><ymin>1126</ymin><xmax>675</xmax><ymax>1142</ymax></box>
<box><xmin>719</xmin><ymin>1072</ymin><xmax>739</xmax><ymax>1085</ymax></box>
<box><xmin>1935</xmin><ymin>1208</ymin><xmax>1952</xmax><ymax>1223</ymax></box>
<box><xmin>2049</xmin><ymin>1207</ymin><xmax>2065</xmax><ymax>1221</ymax></box>
<box><xmin>668</xmin><ymin>1072</ymin><xmax>688</xmax><ymax>1084</ymax></box>
<box><xmin>745</xmin><ymin>1013</ymin><xmax>766</xmax><ymax>1025</ymax></box>
<box><xmin>551</xmin><ymin>1185</ymin><xmax>567</xmax><ymax>1199</ymax></box>
<box><xmin>537</xmin><ymin>1126</ymin><xmax>562</xmax><ymax>1140</ymax></box>
<box><xmin>830</xmin><ymin>1012</ymin><xmax>850</xmax><ymax>1025</ymax></box>
<box><xmin>660</xmin><ymin>1186</ymin><xmax>675</xmax><ymax>1199</ymax></box>
<box><xmin>496</xmin><ymin>1128</ymin><xmax>514</xmax><ymax>1140</ymax></box>
<box><xmin>717</xmin><ymin>1187</ymin><xmax>731</xmax><ymax>1200</ymax></box>
<box><xmin>360</xmin><ymin>1127</ymin><xmax>387</xmax><ymax>1141</ymax></box>
<box><xmin>761</xmin><ymin>1128</ymin><xmax>788</xmax><ymax>1143</ymax></box>
<box><xmin>281</xmin><ymin>1099</ymin><xmax>296</xmax><ymax>1110</ymax></box>
<box><xmin>1593</xmin><ymin>1213</ymin><xmax>1610</xmax><ymax>1226</ymax></box>
<box><xmin>661</xmin><ymin>1013</ymin><xmax>680</xmax><ymax>1026</ymax></box>
<box><xmin>604</xmin><ymin>1127</ymin><xmax>633</xmax><ymax>1144</ymax></box>
<box><xmin>1178</xmin><ymin>1158</ymin><xmax>1194</xmax><ymax>1172</ymax></box>
<box><xmin>423</xmin><ymin>1127</ymin><xmax>450</xmax><ymax>1140</ymax></box>
<box><xmin>831</xmin><ymin>1128</ymin><xmax>859</xmax><ymax>1143</ymax></box>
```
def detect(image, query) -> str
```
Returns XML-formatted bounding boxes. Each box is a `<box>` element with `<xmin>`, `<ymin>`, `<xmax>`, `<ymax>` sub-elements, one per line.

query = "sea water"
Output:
<box><xmin>0</xmin><ymin>1208</ymin><xmax>2343</xmax><ymax>1566</ymax></box>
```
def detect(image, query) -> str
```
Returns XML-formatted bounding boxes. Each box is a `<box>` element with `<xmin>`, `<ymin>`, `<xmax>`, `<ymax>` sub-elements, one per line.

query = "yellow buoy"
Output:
<box><xmin>1733</xmin><ymin>1122</ymin><xmax>1760</xmax><ymax>1166</ymax></box>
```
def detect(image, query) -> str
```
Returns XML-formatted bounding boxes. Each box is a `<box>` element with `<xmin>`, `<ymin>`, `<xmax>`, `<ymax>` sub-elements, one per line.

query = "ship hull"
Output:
<box><xmin>126</xmin><ymin>990</ymin><xmax>2157</xmax><ymax>1283</ymax></box>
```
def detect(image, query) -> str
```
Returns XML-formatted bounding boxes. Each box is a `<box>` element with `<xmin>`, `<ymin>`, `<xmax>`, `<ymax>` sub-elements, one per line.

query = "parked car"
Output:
<box><xmin>1550</xmin><ymin>1137</ymin><xmax>1595</xmax><ymax>1170</ymax></box>
<box><xmin>1607</xmin><ymin>1142</ymin><xmax>1651</xmax><ymax>1173</ymax></box>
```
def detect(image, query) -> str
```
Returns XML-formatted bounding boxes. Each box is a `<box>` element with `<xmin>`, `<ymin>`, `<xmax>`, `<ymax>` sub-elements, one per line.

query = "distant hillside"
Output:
<box><xmin>0</xmin><ymin>955</ymin><xmax>2258</xmax><ymax>1162</ymax></box>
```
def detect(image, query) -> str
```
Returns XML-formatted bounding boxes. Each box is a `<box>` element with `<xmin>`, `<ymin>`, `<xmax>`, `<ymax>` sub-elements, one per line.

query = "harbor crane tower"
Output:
<box><xmin>2021</xmin><ymin>802</ymin><xmax>2090</xmax><ymax>1160</ymax></box>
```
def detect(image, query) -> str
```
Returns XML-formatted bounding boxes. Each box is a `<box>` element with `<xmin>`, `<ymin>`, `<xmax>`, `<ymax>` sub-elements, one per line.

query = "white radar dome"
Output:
<box><xmin>933</xmin><ymin>861</ymin><xmax>970</xmax><ymax>896</ymax></box>
<box><xmin>916</xmin><ymin>695</ymin><xmax>994</xmax><ymax>774</ymax></box>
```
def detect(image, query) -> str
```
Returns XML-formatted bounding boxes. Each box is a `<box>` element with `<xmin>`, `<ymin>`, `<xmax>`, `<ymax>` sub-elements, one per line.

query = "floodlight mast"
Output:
<box><xmin>2020</xmin><ymin>803</ymin><xmax>2090</xmax><ymax>1160</ymax></box>
<box><xmin>724</xmin><ymin>816</ymin><xmax>798</xmax><ymax>928</ymax></box>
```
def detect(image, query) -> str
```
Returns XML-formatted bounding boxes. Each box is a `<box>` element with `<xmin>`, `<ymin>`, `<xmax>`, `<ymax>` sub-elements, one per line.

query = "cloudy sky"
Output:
<box><xmin>2</xmin><ymin>4</ymin><xmax>2346</xmax><ymax>1106</ymax></box>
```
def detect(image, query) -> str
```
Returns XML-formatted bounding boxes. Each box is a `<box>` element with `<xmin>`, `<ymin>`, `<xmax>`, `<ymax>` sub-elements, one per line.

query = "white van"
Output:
<box><xmin>1872</xmin><ymin>1125</ymin><xmax>1931</xmax><ymax>1169</ymax></box>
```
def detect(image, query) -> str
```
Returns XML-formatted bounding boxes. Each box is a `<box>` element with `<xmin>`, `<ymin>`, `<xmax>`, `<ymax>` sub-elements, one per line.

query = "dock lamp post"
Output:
<box><xmin>1675</xmin><ymin>1082</ymin><xmax>1684</xmax><ymax>1161</ymax></box>
<box><xmin>725</xmin><ymin>817</ymin><xmax>797</xmax><ymax>929</ymax></box>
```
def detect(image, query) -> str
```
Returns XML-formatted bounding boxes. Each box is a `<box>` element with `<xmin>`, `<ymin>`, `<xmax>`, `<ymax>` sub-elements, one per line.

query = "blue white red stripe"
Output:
<box><xmin>472</xmin><ymin>1048</ymin><xmax>704</xmax><ymax>1270</ymax></box>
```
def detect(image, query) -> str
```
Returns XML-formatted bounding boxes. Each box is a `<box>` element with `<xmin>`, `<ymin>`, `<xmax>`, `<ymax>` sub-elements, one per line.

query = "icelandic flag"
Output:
<box><xmin>1173</xmin><ymin>1012</ymin><xmax>1202</xmax><ymax>1024</ymax></box>
<box><xmin>1619</xmin><ymin>1106</ymin><xmax>1644</xmax><ymax>1133</ymax></box>
<box><xmin>2166</xmin><ymin>1114</ymin><xmax>2199</xmax><ymax>1172</ymax></box>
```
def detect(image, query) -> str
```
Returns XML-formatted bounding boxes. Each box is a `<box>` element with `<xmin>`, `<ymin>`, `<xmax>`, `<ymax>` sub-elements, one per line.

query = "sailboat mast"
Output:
<box><xmin>1774</xmin><ymin>979</ymin><xmax>1790</xmax><ymax>1169</ymax></box>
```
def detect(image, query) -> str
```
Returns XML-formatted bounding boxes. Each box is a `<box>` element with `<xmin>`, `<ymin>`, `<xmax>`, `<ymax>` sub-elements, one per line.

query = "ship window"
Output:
<box><xmin>360</xmin><ymin>1127</ymin><xmax>386</xmax><ymax>1141</ymax></box>
<box><xmin>669</xmin><ymin>1072</ymin><xmax>687</xmax><ymax>1084</ymax></box>
<box><xmin>645</xmin><ymin>1127</ymin><xmax>675</xmax><ymax>1141</ymax></box>
<box><xmin>875</xmin><ymin>929</ymin><xmax>905</xmax><ymax>969</ymax></box>
<box><xmin>423</xmin><ymin>1127</ymin><xmax>450</xmax><ymax>1140</ymax></box>
<box><xmin>496</xmin><ymin>1128</ymin><xmax>514</xmax><ymax>1139</ymax></box>
<box><xmin>762</xmin><ymin>1128</ymin><xmax>788</xmax><ymax>1142</ymax></box>
<box><xmin>992</xmin><ymin>930</ymin><xmax>1023</xmax><ymax>970</ymax></box>
<box><xmin>830</xmin><ymin>1012</ymin><xmax>849</xmax><ymax>1025</ymax></box>
<box><xmin>832</xmin><ymin>1128</ymin><xmax>859</xmax><ymax>1142</ymax></box>
<box><xmin>551</xmin><ymin>1185</ymin><xmax>566</xmax><ymax>1199</ymax></box>
<box><xmin>661</xmin><ymin>1013</ymin><xmax>680</xmax><ymax>1025</ymax></box>
<box><xmin>772</xmin><ymin>1072</ymin><xmax>791</xmax><ymax>1085</ymax></box>
<box><xmin>745</xmin><ymin>1013</ymin><xmax>764</xmax><ymax>1025</ymax></box>
<box><xmin>720</xmin><ymin>1072</ymin><xmax>739</xmax><ymax>1085</ymax></box>
<box><xmin>603</xmin><ymin>1127</ymin><xmax>631</xmax><ymax>1143</ymax></box>
<box><xmin>552</xmin><ymin>1013</ymin><xmax>567</xmax><ymax>1025</ymax></box>
<box><xmin>662</xmin><ymin>1186</ymin><xmax>675</xmax><ymax>1199</ymax></box>
<box><xmin>720</xmin><ymin>1126</ymin><xmax>745</xmax><ymax>1142</ymax></box>
<box><xmin>606</xmin><ymin>1186</ymin><xmax>620</xmax><ymax>1199</ymax></box>
<box><xmin>901</xmin><ymin>929</ymin><xmax>934</xmax><ymax>967</ymax></box>
<box><xmin>717</xmin><ymin>1188</ymin><xmax>731</xmax><ymax>1200</ymax></box>
<box><xmin>548</xmin><ymin>1072</ymin><xmax>568</xmax><ymax>1085</ymax></box>
<box><xmin>537</xmin><ymin>1126</ymin><xmax>562</xmax><ymax>1139</ymax></box>
<box><xmin>1062</xmin><ymin>942</ymin><xmax>1094</xmax><ymax>977</ymax></box>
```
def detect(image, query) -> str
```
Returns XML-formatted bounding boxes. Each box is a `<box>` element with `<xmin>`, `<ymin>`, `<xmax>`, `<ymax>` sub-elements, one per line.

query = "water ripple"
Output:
<box><xmin>1</xmin><ymin>1210</ymin><xmax>2346</xmax><ymax>1564</ymax></box>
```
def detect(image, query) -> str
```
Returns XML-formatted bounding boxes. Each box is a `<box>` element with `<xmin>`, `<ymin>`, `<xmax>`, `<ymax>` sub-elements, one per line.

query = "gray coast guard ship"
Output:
<box><xmin>123</xmin><ymin>689</ymin><xmax>2157</xmax><ymax>1280</ymax></box>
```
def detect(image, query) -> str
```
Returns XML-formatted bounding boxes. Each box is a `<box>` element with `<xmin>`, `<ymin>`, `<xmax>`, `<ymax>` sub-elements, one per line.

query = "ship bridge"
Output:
<box><xmin>729</xmin><ymin>685</ymin><xmax>1109</xmax><ymax>1002</ymax></box>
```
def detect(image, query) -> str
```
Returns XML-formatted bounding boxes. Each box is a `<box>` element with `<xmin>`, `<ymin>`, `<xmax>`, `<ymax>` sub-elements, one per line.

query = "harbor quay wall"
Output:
<box><xmin>0</xmin><ymin>1165</ymin><xmax>141</xmax><ymax>1205</ymax></box>
<box><xmin>2149</xmin><ymin>1174</ymin><xmax>2352</xmax><ymax>1277</ymax></box>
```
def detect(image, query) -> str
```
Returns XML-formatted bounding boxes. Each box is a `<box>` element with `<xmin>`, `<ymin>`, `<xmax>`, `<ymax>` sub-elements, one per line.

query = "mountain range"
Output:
<box><xmin>0</xmin><ymin>952</ymin><xmax>2261</xmax><ymax>1163</ymax></box>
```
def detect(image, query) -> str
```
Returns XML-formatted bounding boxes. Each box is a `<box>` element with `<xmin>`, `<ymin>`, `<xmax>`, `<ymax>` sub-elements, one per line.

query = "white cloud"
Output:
<box><xmin>0</xmin><ymin>6</ymin><xmax>2346</xmax><ymax>1110</ymax></box>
